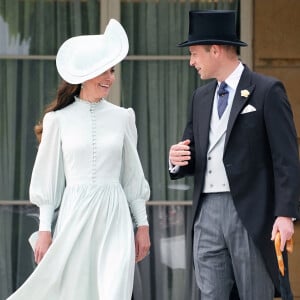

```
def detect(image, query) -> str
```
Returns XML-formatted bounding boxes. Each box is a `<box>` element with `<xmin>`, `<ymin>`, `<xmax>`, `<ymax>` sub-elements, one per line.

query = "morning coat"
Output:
<box><xmin>170</xmin><ymin>65</ymin><xmax>300</xmax><ymax>297</ymax></box>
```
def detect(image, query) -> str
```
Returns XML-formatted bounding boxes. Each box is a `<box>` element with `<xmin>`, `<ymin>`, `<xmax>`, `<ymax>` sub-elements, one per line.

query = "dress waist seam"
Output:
<box><xmin>66</xmin><ymin>180</ymin><xmax>120</xmax><ymax>187</ymax></box>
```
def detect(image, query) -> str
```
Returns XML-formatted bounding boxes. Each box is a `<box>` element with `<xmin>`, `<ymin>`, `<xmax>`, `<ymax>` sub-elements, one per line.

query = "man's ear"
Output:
<box><xmin>211</xmin><ymin>44</ymin><xmax>221</xmax><ymax>56</ymax></box>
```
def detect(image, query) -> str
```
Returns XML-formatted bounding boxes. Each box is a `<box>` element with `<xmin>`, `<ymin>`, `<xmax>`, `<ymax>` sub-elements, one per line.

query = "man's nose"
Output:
<box><xmin>189</xmin><ymin>57</ymin><xmax>194</xmax><ymax>66</ymax></box>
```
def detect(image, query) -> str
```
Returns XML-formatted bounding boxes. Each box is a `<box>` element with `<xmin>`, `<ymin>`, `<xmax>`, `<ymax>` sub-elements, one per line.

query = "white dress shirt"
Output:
<box><xmin>202</xmin><ymin>62</ymin><xmax>244</xmax><ymax>192</ymax></box>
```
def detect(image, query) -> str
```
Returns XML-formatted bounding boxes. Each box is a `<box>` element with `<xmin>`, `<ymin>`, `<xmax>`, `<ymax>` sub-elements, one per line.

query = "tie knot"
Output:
<box><xmin>218</xmin><ymin>81</ymin><xmax>228</xmax><ymax>96</ymax></box>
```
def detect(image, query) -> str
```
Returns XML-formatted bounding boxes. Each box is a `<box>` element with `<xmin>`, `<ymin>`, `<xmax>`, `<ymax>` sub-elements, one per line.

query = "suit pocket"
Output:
<box><xmin>236</xmin><ymin>111</ymin><xmax>269</xmax><ymax>165</ymax></box>
<box><xmin>237</xmin><ymin>111</ymin><xmax>260</xmax><ymax>130</ymax></box>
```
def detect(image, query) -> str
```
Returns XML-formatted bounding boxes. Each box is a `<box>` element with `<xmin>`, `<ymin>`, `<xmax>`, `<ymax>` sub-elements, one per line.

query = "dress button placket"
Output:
<box><xmin>90</xmin><ymin>104</ymin><xmax>97</xmax><ymax>183</ymax></box>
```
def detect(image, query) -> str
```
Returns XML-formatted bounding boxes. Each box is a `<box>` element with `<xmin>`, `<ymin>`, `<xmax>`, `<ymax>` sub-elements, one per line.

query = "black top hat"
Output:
<box><xmin>178</xmin><ymin>10</ymin><xmax>247</xmax><ymax>47</ymax></box>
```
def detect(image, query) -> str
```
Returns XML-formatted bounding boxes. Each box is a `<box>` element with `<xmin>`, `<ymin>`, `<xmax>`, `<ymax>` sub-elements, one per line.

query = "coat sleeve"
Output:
<box><xmin>264</xmin><ymin>80</ymin><xmax>300</xmax><ymax>218</ymax></box>
<box><xmin>169</xmin><ymin>91</ymin><xmax>196</xmax><ymax>180</ymax></box>
<box><xmin>120</xmin><ymin>108</ymin><xmax>150</xmax><ymax>227</ymax></box>
<box><xmin>29</xmin><ymin>112</ymin><xmax>65</xmax><ymax>231</ymax></box>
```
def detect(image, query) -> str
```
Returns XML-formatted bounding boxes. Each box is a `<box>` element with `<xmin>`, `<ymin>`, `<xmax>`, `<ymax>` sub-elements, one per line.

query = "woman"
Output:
<box><xmin>8</xmin><ymin>19</ymin><xmax>150</xmax><ymax>300</ymax></box>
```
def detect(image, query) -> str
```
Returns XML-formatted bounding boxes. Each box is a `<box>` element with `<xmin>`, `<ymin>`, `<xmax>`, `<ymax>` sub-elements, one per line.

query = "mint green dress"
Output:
<box><xmin>7</xmin><ymin>97</ymin><xmax>149</xmax><ymax>300</ymax></box>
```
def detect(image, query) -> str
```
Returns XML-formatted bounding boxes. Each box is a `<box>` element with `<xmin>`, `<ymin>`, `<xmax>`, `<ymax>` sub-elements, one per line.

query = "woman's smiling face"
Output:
<box><xmin>80</xmin><ymin>67</ymin><xmax>116</xmax><ymax>102</ymax></box>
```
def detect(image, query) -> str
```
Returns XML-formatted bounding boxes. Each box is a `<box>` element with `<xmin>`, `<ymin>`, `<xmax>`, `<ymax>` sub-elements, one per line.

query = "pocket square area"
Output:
<box><xmin>241</xmin><ymin>104</ymin><xmax>256</xmax><ymax>114</ymax></box>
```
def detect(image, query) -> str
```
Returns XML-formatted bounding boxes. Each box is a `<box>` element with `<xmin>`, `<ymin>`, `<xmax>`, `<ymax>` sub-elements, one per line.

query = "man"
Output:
<box><xmin>169</xmin><ymin>10</ymin><xmax>300</xmax><ymax>299</ymax></box>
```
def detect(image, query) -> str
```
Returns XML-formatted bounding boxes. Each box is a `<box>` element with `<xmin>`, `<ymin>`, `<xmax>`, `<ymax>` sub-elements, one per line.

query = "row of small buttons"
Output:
<box><xmin>90</xmin><ymin>104</ymin><xmax>97</xmax><ymax>183</ymax></box>
<box><xmin>206</xmin><ymin>155</ymin><xmax>227</xmax><ymax>189</ymax></box>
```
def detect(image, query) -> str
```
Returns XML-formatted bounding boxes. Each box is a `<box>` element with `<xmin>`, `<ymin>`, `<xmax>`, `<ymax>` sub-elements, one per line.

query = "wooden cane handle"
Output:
<box><xmin>274</xmin><ymin>232</ymin><xmax>293</xmax><ymax>276</ymax></box>
<box><xmin>275</xmin><ymin>232</ymin><xmax>284</xmax><ymax>276</ymax></box>
<box><xmin>286</xmin><ymin>237</ymin><xmax>293</xmax><ymax>253</ymax></box>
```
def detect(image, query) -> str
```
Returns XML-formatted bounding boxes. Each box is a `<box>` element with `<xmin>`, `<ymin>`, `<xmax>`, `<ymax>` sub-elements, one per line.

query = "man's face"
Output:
<box><xmin>189</xmin><ymin>45</ymin><xmax>218</xmax><ymax>80</ymax></box>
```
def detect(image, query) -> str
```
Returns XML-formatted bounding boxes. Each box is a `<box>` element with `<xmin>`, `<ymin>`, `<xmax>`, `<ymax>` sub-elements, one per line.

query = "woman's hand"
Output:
<box><xmin>34</xmin><ymin>231</ymin><xmax>52</xmax><ymax>264</ymax></box>
<box><xmin>135</xmin><ymin>226</ymin><xmax>151</xmax><ymax>263</ymax></box>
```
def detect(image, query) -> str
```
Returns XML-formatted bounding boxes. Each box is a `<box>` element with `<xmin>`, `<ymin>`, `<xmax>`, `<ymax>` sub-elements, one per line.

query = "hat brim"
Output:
<box><xmin>56</xmin><ymin>19</ymin><xmax>129</xmax><ymax>84</ymax></box>
<box><xmin>178</xmin><ymin>39</ymin><xmax>248</xmax><ymax>47</ymax></box>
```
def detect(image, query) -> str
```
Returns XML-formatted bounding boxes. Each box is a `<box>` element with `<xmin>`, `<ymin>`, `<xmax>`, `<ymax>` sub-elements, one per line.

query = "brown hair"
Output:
<box><xmin>204</xmin><ymin>44</ymin><xmax>238</xmax><ymax>54</ymax></box>
<box><xmin>34</xmin><ymin>81</ymin><xmax>81</xmax><ymax>143</ymax></box>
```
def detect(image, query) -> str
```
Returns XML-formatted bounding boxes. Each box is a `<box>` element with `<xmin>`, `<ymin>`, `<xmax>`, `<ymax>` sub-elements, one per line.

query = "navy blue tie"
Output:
<box><xmin>217</xmin><ymin>82</ymin><xmax>229</xmax><ymax>118</ymax></box>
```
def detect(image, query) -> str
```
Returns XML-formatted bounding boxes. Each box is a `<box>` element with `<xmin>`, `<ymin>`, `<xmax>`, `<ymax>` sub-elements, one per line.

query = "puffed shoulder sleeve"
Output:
<box><xmin>29</xmin><ymin>112</ymin><xmax>65</xmax><ymax>232</ymax></box>
<box><xmin>121</xmin><ymin>108</ymin><xmax>150</xmax><ymax>227</ymax></box>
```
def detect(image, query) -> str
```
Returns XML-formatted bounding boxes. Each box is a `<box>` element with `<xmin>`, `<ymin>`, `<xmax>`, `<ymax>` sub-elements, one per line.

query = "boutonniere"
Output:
<box><xmin>241</xmin><ymin>89</ymin><xmax>250</xmax><ymax>98</ymax></box>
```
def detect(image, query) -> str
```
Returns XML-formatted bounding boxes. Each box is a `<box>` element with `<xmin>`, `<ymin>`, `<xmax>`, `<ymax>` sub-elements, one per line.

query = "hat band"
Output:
<box><xmin>188</xmin><ymin>33</ymin><xmax>238</xmax><ymax>42</ymax></box>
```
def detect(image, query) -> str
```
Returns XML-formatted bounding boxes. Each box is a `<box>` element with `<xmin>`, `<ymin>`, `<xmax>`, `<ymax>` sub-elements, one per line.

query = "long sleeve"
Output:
<box><xmin>264</xmin><ymin>81</ymin><xmax>300</xmax><ymax>218</ymax></box>
<box><xmin>169</xmin><ymin>91</ymin><xmax>196</xmax><ymax>180</ymax></box>
<box><xmin>29</xmin><ymin>112</ymin><xmax>65</xmax><ymax>231</ymax></box>
<box><xmin>121</xmin><ymin>108</ymin><xmax>150</xmax><ymax>227</ymax></box>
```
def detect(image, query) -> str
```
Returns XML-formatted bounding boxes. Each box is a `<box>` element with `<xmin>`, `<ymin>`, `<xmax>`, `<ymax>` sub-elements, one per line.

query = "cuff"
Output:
<box><xmin>39</xmin><ymin>204</ymin><xmax>54</xmax><ymax>231</ymax></box>
<box><xmin>169</xmin><ymin>163</ymin><xmax>180</xmax><ymax>174</ymax></box>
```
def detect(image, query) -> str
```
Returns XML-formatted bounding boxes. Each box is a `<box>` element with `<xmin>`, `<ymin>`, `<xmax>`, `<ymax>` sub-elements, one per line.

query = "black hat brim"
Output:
<box><xmin>178</xmin><ymin>39</ymin><xmax>248</xmax><ymax>47</ymax></box>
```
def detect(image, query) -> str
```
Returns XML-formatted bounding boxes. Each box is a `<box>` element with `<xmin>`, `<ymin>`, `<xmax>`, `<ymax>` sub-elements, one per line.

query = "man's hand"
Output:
<box><xmin>169</xmin><ymin>139</ymin><xmax>191</xmax><ymax>166</ymax></box>
<box><xmin>135</xmin><ymin>226</ymin><xmax>151</xmax><ymax>263</ymax></box>
<box><xmin>34</xmin><ymin>231</ymin><xmax>52</xmax><ymax>264</ymax></box>
<box><xmin>271</xmin><ymin>216</ymin><xmax>294</xmax><ymax>251</ymax></box>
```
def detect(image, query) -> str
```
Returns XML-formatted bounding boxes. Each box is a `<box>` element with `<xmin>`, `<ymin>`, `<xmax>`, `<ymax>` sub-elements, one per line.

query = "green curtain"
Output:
<box><xmin>0</xmin><ymin>1</ymin><xmax>99</xmax><ymax>298</ymax></box>
<box><xmin>121</xmin><ymin>1</ymin><xmax>239</xmax><ymax>299</ymax></box>
<box><xmin>0</xmin><ymin>0</ymin><xmax>239</xmax><ymax>299</ymax></box>
<box><xmin>121</xmin><ymin>0</ymin><xmax>240</xmax><ymax>202</ymax></box>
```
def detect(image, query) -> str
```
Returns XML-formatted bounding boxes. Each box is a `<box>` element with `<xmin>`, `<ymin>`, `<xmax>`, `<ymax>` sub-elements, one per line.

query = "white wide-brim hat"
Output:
<box><xmin>56</xmin><ymin>19</ymin><xmax>129</xmax><ymax>84</ymax></box>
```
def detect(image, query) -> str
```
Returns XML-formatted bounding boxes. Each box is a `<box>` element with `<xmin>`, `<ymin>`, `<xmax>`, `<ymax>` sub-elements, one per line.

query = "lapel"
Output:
<box><xmin>224</xmin><ymin>66</ymin><xmax>256</xmax><ymax>150</ymax></box>
<box><xmin>195</xmin><ymin>82</ymin><xmax>216</xmax><ymax>157</ymax></box>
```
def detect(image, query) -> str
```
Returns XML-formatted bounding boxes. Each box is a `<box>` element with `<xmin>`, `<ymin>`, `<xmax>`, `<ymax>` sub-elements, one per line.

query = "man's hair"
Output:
<box><xmin>203</xmin><ymin>44</ymin><xmax>238</xmax><ymax>54</ymax></box>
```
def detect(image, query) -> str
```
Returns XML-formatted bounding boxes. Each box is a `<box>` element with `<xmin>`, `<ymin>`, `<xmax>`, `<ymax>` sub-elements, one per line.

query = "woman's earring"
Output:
<box><xmin>81</xmin><ymin>83</ymin><xmax>84</xmax><ymax>89</ymax></box>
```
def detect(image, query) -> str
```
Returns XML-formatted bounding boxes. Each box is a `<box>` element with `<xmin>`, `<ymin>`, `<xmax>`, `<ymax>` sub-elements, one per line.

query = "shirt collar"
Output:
<box><xmin>218</xmin><ymin>62</ymin><xmax>244</xmax><ymax>91</ymax></box>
